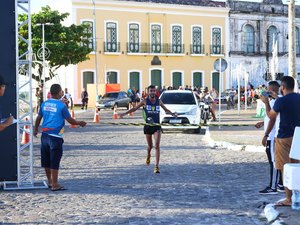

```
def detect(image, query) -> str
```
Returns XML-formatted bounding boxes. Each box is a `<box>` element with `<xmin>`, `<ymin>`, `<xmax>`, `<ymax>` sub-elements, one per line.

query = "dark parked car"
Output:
<box><xmin>96</xmin><ymin>91</ymin><xmax>131</xmax><ymax>110</ymax></box>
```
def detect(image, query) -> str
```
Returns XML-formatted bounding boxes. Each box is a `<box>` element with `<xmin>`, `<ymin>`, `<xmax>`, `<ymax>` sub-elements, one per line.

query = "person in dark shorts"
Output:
<box><xmin>120</xmin><ymin>85</ymin><xmax>177</xmax><ymax>174</ymax></box>
<box><xmin>34</xmin><ymin>84</ymin><xmax>86</xmax><ymax>191</ymax></box>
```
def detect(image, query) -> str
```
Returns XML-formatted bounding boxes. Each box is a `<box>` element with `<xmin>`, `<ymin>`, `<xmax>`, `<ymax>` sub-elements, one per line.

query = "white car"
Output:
<box><xmin>159</xmin><ymin>90</ymin><xmax>201</xmax><ymax>133</ymax></box>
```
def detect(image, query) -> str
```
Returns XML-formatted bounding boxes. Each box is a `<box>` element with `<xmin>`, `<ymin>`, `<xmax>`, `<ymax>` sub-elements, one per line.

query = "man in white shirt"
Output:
<box><xmin>255</xmin><ymin>81</ymin><xmax>283</xmax><ymax>194</ymax></box>
<box><xmin>63</xmin><ymin>88</ymin><xmax>73</xmax><ymax>109</ymax></box>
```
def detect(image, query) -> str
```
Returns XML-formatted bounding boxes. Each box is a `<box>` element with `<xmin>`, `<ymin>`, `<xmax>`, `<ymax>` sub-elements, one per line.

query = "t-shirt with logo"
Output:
<box><xmin>39</xmin><ymin>99</ymin><xmax>71</xmax><ymax>138</ymax></box>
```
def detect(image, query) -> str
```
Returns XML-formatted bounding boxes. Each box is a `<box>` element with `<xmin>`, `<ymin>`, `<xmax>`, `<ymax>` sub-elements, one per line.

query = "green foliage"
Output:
<box><xmin>19</xmin><ymin>6</ymin><xmax>92</xmax><ymax>82</ymax></box>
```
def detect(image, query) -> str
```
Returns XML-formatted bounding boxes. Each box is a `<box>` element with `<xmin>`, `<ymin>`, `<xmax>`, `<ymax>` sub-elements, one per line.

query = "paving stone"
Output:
<box><xmin>0</xmin><ymin>109</ymin><xmax>279</xmax><ymax>224</ymax></box>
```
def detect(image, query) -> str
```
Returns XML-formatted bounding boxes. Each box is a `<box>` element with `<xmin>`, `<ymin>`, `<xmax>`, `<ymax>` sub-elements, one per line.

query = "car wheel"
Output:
<box><xmin>126</xmin><ymin>104</ymin><xmax>129</xmax><ymax>110</ymax></box>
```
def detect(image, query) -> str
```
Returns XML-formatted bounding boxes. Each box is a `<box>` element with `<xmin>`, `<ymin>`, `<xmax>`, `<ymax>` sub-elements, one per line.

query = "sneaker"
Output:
<box><xmin>277</xmin><ymin>184</ymin><xmax>285</xmax><ymax>192</ymax></box>
<box><xmin>259</xmin><ymin>187</ymin><xmax>278</xmax><ymax>195</ymax></box>
<box><xmin>146</xmin><ymin>155</ymin><xmax>151</xmax><ymax>165</ymax></box>
<box><xmin>154</xmin><ymin>166</ymin><xmax>160</xmax><ymax>174</ymax></box>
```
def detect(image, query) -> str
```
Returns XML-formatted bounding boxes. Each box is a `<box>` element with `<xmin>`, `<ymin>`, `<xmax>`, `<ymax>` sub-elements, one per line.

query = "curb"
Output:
<box><xmin>205</xmin><ymin>128</ymin><xmax>265</xmax><ymax>153</ymax></box>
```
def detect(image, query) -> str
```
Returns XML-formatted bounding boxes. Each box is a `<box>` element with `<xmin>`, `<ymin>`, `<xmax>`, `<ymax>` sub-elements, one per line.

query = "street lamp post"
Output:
<box><xmin>288</xmin><ymin>0</ymin><xmax>296</xmax><ymax>79</ymax></box>
<box><xmin>92</xmin><ymin>0</ymin><xmax>99</xmax><ymax>102</ymax></box>
<box><xmin>36</xmin><ymin>23</ymin><xmax>53</xmax><ymax>101</ymax></box>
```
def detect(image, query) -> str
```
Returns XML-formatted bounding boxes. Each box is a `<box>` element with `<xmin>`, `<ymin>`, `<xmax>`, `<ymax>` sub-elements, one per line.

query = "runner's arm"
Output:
<box><xmin>120</xmin><ymin>100</ymin><xmax>145</xmax><ymax>118</ymax></box>
<box><xmin>159</xmin><ymin>100</ymin><xmax>177</xmax><ymax>117</ymax></box>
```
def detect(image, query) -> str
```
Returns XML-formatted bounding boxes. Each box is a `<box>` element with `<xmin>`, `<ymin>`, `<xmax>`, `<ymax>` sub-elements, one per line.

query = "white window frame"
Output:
<box><xmin>149</xmin><ymin>68</ymin><xmax>164</xmax><ymax>87</ymax></box>
<box><xmin>191</xmin><ymin>70</ymin><xmax>205</xmax><ymax>87</ymax></box>
<box><xmin>210</xmin><ymin>70</ymin><xmax>223</xmax><ymax>92</ymax></box>
<box><xmin>128</xmin><ymin>70</ymin><xmax>142</xmax><ymax>92</ymax></box>
<box><xmin>127</xmin><ymin>22</ymin><xmax>141</xmax><ymax>49</ymax></box>
<box><xmin>210</xmin><ymin>25</ymin><xmax>223</xmax><ymax>56</ymax></box>
<box><xmin>191</xmin><ymin>25</ymin><xmax>204</xmax><ymax>55</ymax></box>
<box><xmin>105</xmin><ymin>69</ymin><xmax>120</xmax><ymax>84</ymax></box>
<box><xmin>150</xmin><ymin>23</ymin><xmax>163</xmax><ymax>54</ymax></box>
<box><xmin>170</xmin><ymin>24</ymin><xmax>183</xmax><ymax>53</ymax></box>
<box><xmin>104</xmin><ymin>20</ymin><xmax>119</xmax><ymax>53</ymax></box>
<box><xmin>81</xmin><ymin>69</ymin><xmax>96</xmax><ymax>90</ymax></box>
<box><xmin>80</xmin><ymin>19</ymin><xmax>95</xmax><ymax>53</ymax></box>
<box><xmin>170</xmin><ymin>70</ymin><xmax>184</xmax><ymax>88</ymax></box>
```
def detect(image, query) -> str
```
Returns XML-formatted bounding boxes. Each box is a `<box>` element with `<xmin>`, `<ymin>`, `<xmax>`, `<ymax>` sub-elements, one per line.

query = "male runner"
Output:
<box><xmin>120</xmin><ymin>85</ymin><xmax>177</xmax><ymax>174</ymax></box>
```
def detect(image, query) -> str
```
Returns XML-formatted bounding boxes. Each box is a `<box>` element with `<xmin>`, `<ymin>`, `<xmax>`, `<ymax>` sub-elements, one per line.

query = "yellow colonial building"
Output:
<box><xmin>72</xmin><ymin>0</ymin><xmax>229</xmax><ymax>104</ymax></box>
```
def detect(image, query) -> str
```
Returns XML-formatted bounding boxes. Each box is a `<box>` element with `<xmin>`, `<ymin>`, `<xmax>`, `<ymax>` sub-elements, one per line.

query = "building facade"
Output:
<box><xmin>227</xmin><ymin>0</ymin><xmax>300</xmax><ymax>87</ymax></box>
<box><xmin>72</xmin><ymin>0</ymin><xmax>229</xmax><ymax>104</ymax></box>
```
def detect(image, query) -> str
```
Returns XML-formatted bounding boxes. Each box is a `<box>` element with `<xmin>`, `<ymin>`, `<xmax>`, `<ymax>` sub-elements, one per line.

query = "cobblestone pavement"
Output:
<box><xmin>0</xmin><ymin>109</ymin><xmax>280</xmax><ymax>224</ymax></box>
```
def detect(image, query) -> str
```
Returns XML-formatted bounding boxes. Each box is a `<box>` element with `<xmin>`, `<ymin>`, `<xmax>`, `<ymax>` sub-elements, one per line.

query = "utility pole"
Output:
<box><xmin>288</xmin><ymin>0</ymin><xmax>296</xmax><ymax>78</ymax></box>
<box><xmin>92</xmin><ymin>0</ymin><xmax>99</xmax><ymax>102</ymax></box>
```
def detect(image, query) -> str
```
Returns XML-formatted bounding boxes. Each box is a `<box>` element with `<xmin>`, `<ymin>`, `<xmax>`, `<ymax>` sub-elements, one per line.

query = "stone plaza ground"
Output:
<box><xmin>0</xmin><ymin>109</ymin><xmax>291</xmax><ymax>224</ymax></box>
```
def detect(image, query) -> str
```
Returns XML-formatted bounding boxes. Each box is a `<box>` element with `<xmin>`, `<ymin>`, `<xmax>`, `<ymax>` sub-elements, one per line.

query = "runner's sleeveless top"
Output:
<box><xmin>144</xmin><ymin>97</ymin><xmax>160</xmax><ymax>124</ymax></box>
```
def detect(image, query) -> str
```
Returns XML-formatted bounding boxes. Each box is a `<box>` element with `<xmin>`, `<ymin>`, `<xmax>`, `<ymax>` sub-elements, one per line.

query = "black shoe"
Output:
<box><xmin>259</xmin><ymin>186</ymin><xmax>278</xmax><ymax>195</ymax></box>
<box><xmin>277</xmin><ymin>184</ymin><xmax>285</xmax><ymax>192</ymax></box>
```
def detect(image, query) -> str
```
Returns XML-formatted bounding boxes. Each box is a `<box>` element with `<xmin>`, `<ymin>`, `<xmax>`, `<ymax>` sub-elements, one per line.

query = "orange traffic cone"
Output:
<box><xmin>21</xmin><ymin>118</ymin><xmax>30</xmax><ymax>145</ymax></box>
<box><xmin>70</xmin><ymin>109</ymin><xmax>77</xmax><ymax>128</ymax></box>
<box><xmin>93</xmin><ymin>108</ymin><xmax>100</xmax><ymax>123</ymax></box>
<box><xmin>113</xmin><ymin>108</ymin><xmax>118</xmax><ymax>119</ymax></box>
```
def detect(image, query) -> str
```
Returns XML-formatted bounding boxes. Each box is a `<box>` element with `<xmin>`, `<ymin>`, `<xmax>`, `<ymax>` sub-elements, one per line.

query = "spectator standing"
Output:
<box><xmin>81</xmin><ymin>88</ymin><xmax>89</xmax><ymax>110</ymax></box>
<box><xmin>256</xmin><ymin>81</ymin><xmax>283</xmax><ymax>194</ymax></box>
<box><xmin>63</xmin><ymin>88</ymin><xmax>73</xmax><ymax>109</ymax></box>
<box><xmin>262</xmin><ymin>76</ymin><xmax>300</xmax><ymax>206</ymax></box>
<box><xmin>34</xmin><ymin>84</ymin><xmax>86</xmax><ymax>191</ymax></box>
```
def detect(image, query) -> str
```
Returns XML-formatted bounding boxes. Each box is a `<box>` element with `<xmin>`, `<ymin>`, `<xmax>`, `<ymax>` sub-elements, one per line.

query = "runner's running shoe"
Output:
<box><xmin>154</xmin><ymin>166</ymin><xmax>160</xmax><ymax>174</ymax></box>
<box><xmin>146</xmin><ymin>155</ymin><xmax>151</xmax><ymax>165</ymax></box>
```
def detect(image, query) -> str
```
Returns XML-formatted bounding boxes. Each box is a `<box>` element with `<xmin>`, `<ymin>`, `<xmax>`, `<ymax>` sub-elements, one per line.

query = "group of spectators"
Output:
<box><xmin>255</xmin><ymin>76</ymin><xmax>300</xmax><ymax>207</ymax></box>
<box><xmin>35</xmin><ymin>85</ymin><xmax>75</xmax><ymax>112</ymax></box>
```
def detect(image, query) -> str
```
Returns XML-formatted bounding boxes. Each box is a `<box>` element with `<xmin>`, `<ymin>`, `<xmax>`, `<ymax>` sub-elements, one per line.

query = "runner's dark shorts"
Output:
<box><xmin>41</xmin><ymin>133</ymin><xmax>64</xmax><ymax>170</ymax></box>
<box><xmin>144</xmin><ymin>125</ymin><xmax>161</xmax><ymax>135</ymax></box>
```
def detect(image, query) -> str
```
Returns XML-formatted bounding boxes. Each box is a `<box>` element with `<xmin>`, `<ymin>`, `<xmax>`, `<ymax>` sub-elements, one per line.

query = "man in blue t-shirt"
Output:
<box><xmin>34</xmin><ymin>84</ymin><xmax>86</xmax><ymax>191</ymax></box>
<box><xmin>262</xmin><ymin>76</ymin><xmax>300</xmax><ymax>206</ymax></box>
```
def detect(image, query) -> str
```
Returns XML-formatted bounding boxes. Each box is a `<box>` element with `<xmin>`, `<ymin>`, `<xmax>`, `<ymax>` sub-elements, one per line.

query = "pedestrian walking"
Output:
<box><xmin>120</xmin><ymin>85</ymin><xmax>177</xmax><ymax>174</ymax></box>
<box><xmin>34</xmin><ymin>84</ymin><xmax>86</xmax><ymax>191</ymax></box>
<box><xmin>0</xmin><ymin>75</ymin><xmax>13</xmax><ymax>132</ymax></box>
<box><xmin>81</xmin><ymin>88</ymin><xmax>88</xmax><ymax>110</ymax></box>
<box><xmin>262</xmin><ymin>76</ymin><xmax>300</xmax><ymax>206</ymax></box>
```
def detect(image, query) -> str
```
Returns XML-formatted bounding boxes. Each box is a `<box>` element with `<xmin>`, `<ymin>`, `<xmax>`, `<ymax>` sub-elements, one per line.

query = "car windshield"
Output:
<box><xmin>103</xmin><ymin>93</ymin><xmax>118</xmax><ymax>98</ymax></box>
<box><xmin>160</xmin><ymin>92</ymin><xmax>196</xmax><ymax>105</ymax></box>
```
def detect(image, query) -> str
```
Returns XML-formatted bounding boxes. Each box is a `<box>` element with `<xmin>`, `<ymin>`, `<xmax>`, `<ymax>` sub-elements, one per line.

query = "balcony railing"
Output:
<box><xmin>126</xmin><ymin>43</ymin><xmax>185</xmax><ymax>54</ymax></box>
<box><xmin>104</xmin><ymin>42</ymin><xmax>120</xmax><ymax>53</ymax></box>
<box><xmin>210</xmin><ymin>45</ymin><xmax>224</xmax><ymax>55</ymax></box>
<box><xmin>190</xmin><ymin>44</ymin><xmax>205</xmax><ymax>54</ymax></box>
